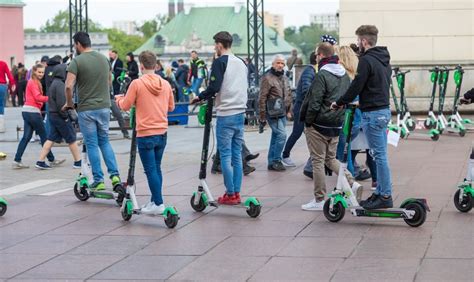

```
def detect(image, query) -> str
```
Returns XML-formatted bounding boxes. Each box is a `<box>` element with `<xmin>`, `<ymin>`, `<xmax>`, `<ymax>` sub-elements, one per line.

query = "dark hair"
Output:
<box><xmin>156</xmin><ymin>59</ymin><xmax>163</xmax><ymax>69</ymax></box>
<box><xmin>355</xmin><ymin>25</ymin><xmax>378</xmax><ymax>47</ymax></box>
<box><xmin>213</xmin><ymin>31</ymin><xmax>233</xmax><ymax>49</ymax></box>
<box><xmin>309</xmin><ymin>51</ymin><xmax>317</xmax><ymax>65</ymax></box>
<box><xmin>40</xmin><ymin>55</ymin><xmax>49</xmax><ymax>63</ymax></box>
<box><xmin>111</xmin><ymin>50</ymin><xmax>118</xmax><ymax>54</ymax></box>
<box><xmin>349</xmin><ymin>43</ymin><xmax>359</xmax><ymax>54</ymax></box>
<box><xmin>127</xmin><ymin>52</ymin><xmax>135</xmax><ymax>61</ymax></box>
<box><xmin>138</xmin><ymin>51</ymin><xmax>156</xmax><ymax>70</ymax></box>
<box><xmin>72</xmin><ymin>31</ymin><xmax>91</xmax><ymax>48</ymax></box>
<box><xmin>190</xmin><ymin>50</ymin><xmax>197</xmax><ymax>54</ymax></box>
<box><xmin>177</xmin><ymin>59</ymin><xmax>184</xmax><ymax>63</ymax></box>
<box><xmin>316</xmin><ymin>42</ymin><xmax>334</xmax><ymax>58</ymax></box>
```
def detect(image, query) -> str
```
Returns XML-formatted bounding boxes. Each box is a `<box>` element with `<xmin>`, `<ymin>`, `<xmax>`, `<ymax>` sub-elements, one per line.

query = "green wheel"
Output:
<box><xmin>0</xmin><ymin>202</ymin><xmax>7</xmax><ymax>216</ymax></box>
<box><xmin>121</xmin><ymin>200</ymin><xmax>133</xmax><ymax>221</ymax></box>
<box><xmin>459</xmin><ymin>129</ymin><xmax>466</xmax><ymax>137</ymax></box>
<box><xmin>164</xmin><ymin>212</ymin><xmax>179</xmax><ymax>228</ymax></box>
<box><xmin>246</xmin><ymin>202</ymin><xmax>261</xmax><ymax>218</ymax></box>
<box><xmin>454</xmin><ymin>189</ymin><xmax>472</xmax><ymax>213</ymax></box>
<box><xmin>403</xmin><ymin>202</ymin><xmax>426</xmax><ymax>227</ymax></box>
<box><xmin>430</xmin><ymin>133</ymin><xmax>439</xmax><ymax>141</ymax></box>
<box><xmin>190</xmin><ymin>194</ymin><xmax>206</xmax><ymax>212</ymax></box>
<box><xmin>407</xmin><ymin>119</ymin><xmax>416</xmax><ymax>131</ymax></box>
<box><xmin>74</xmin><ymin>183</ymin><xmax>89</xmax><ymax>201</ymax></box>
<box><xmin>323</xmin><ymin>200</ymin><xmax>345</xmax><ymax>223</ymax></box>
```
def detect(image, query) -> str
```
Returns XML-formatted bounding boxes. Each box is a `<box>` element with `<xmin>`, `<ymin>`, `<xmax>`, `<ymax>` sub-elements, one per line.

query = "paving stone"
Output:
<box><xmin>0</xmin><ymin>254</ymin><xmax>55</xmax><ymax>279</ymax></box>
<box><xmin>425</xmin><ymin>237</ymin><xmax>474</xmax><ymax>259</ymax></box>
<box><xmin>415</xmin><ymin>258</ymin><xmax>474</xmax><ymax>281</ymax></box>
<box><xmin>68</xmin><ymin>235</ymin><xmax>157</xmax><ymax>255</ymax></box>
<box><xmin>277</xmin><ymin>237</ymin><xmax>361</xmax><ymax>258</ymax></box>
<box><xmin>2</xmin><ymin>234</ymin><xmax>95</xmax><ymax>255</ymax></box>
<box><xmin>208</xmin><ymin>236</ymin><xmax>293</xmax><ymax>257</ymax></box>
<box><xmin>351</xmin><ymin>237</ymin><xmax>430</xmax><ymax>259</ymax></box>
<box><xmin>234</xmin><ymin>219</ymin><xmax>308</xmax><ymax>237</ymax></box>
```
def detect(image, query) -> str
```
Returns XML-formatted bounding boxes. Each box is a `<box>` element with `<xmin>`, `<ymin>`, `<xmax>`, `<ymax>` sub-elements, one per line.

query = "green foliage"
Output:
<box><xmin>284</xmin><ymin>24</ymin><xmax>339</xmax><ymax>63</ymax></box>
<box><xmin>105</xmin><ymin>28</ymin><xmax>146</xmax><ymax>60</ymax></box>
<box><xmin>139</xmin><ymin>14</ymin><xmax>169</xmax><ymax>38</ymax></box>
<box><xmin>24</xmin><ymin>28</ymin><xmax>37</xmax><ymax>33</ymax></box>
<box><xmin>39</xmin><ymin>9</ymin><xmax>103</xmax><ymax>32</ymax></box>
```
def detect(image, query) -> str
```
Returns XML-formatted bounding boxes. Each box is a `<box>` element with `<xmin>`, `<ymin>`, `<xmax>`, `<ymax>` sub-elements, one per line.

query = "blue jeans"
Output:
<box><xmin>137</xmin><ymin>134</ymin><xmax>167</xmax><ymax>205</ymax></box>
<box><xmin>267</xmin><ymin>116</ymin><xmax>287</xmax><ymax>165</ymax></box>
<box><xmin>361</xmin><ymin>108</ymin><xmax>392</xmax><ymax>196</ymax></box>
<box><xmin>0</xmin><ymin>84</ymin><xmax>7</xmax><ymax>115</ymax></box>
<box><xmin>190</xmin><ymin>78</ymin><xmax>203</xmax><ymax>96</ymax></box>
<box><xmin>216</xmin><ymin>113</ymin><xmax>244</xmax><ymax>194</ymax></box>
<box><xmin>282</xmin><ymin>102</ymin><xmax>304</xmax><ymax>159</ymax></box>
<box><xmin>78</xmin><ymin>108</ymin><xmax>119</xmax><ymax>183</ymax></box>
<box><xmin>14</xmin><ymin>112</ymin><xmax>55</xmax><ymax>162</ymax></box>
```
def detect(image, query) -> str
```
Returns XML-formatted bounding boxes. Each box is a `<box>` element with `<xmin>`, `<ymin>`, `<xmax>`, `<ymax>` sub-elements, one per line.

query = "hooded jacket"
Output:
<box><xmin>45</xmin><ymin>56</ymin><xmax>62</xmax><ymax>91</ymax></box>
<box><xmin>300</xmin><ymin>63</ymin><xmax>351</xmax><ymax>137</ymax></box>
<box><xmin>336</xmin><ymin>46</ymin><xmax>392</xmax><ymax>112</ymax></box>
<box><xmin>47</xmin><ymin>64</ymin><xmax>68</xmax><ymax>118</ymax></box>
<box><xmin>116</xmin><ymin>73</ymin><xmax>175</xmax><ymax>137</ymax></box>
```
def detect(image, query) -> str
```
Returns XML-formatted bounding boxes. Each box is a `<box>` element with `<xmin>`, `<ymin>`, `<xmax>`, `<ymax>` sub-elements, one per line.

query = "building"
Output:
<box><xmin>263</xmin><ymin>11</ymin><xmax>284</xmax><ymax>37</ymax></box>
<box><xmin>0</xmin><ymin>0</ymin><xmax>25</xmax><ymax>66</ymax></box>
<box><xmin>113</xmin><ymin>20</ymin><xmax>140</xmax><ymax>36</ymax></box>
<box><xmin>339</xmin><ymin>0</ymin><xmax>474</xmax><ymax>112</ymax></box>
<box><xmin>310</xmin><ymin>13</ymin><xmax>339</xmax><ymax>31</ymax></box>
<box><xmin>135</xmin><ymin>6</ymin><xmax>294</xmax><ymax>68</ymax></box>
<box><xmin>24</xmin><ymin>33</ymin><xmax>110</xmax><ymax>67</ymax></box>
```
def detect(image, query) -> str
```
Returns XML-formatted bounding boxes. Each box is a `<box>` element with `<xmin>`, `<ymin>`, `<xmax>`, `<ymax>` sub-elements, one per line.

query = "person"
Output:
<box><xmin>45</xmin><ymin>55</ymin><xmax>62</xmax><ymax>91</ymax></box>
<box><xmin>282</xmin><ymin>52</ymin><xmax>317</xmax><ymax>168</ymax></box>
<box><xmin>175</xmin><ymin>59</ymin><xmax>190</xmax><ymax>102</ymax></box>
<box><xmin>259</xmin><ymin>54</ymin><xmax>292</xmax><ymax>171</ymax></box>
<box><xmin>332</xmin><ymin>25</ymin><xmax>393</xmax><ymax>210</ymax></box>
<box><xmin>15</xmin><ymin>63</ymin><xmax>27</xmax><ymax>107</ymax></box>
<box><xmin>155</xmin><ymin>59</ymin><xmax>165</xmax><ymax>78</ymax></box>
<box><xmin>188</xmin><ymin>50</ymin><xmax>207</xmax><ymax>96</ymax></box>
<box><xmin>211</xmin><ymin>142</ymin><xmax>259</xmax><ymax>175</ymax></box>
<box><xmin>116</xmin><ymin>50</ymin><xmax>175</xmax><ymax>215</ymax></box>
<box><xmin>245</xmin><ymin>57</ymin><xmax>256</xmax><ymax>86</ymax></box>
<box><xmin>109</xmin><ymin>50</ymin><xmax>124</xmax><ymax>95</ymax></box>
<box><xmin>126</xmin><ymin>52</ymin><xmax>139</xmax><ymax>81</ymax></box>
<box><xmin>191</xmin><ymin>31</ymin><xmax>248</xmax><ymax>205</ymax></box>
<box><xmin>13</xmin><ymin>63</ymin><xmax>64</xmax><ymax>169</ymax></box>
<box><xmin>299</xmin><ymin>42</ymin><xmax>361</xmax><ymax>211</ymax></box>
<box><xmin>64</xmin><ymin>31</ymin><xmax>121</xmax><ymax>190</ymax></box>
<box><xmin>286</xmin><ymin>49</ymin><xmax>303</xmax><ymax>70</ymax></box>
<box><xmin>0</xmin><ymin>60</ymin><xmax>15</xmax><ymax>132</ymax></box>
<box><xmin>35</xmin><ymin>64</ymin><xmax>81</xmax><ymax>169</ymax></box>
<box><xmin>164</xmin><ymin>66</ymin><xmax>179</xmax><ymax>102</ymax></box>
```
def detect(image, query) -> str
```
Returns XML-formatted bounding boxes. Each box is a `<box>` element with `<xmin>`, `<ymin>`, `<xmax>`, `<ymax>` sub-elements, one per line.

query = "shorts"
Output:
<box><xmin>47</xmin><ymin>113</ymin><xmax>77</xmax><ymax>144</ymax></box>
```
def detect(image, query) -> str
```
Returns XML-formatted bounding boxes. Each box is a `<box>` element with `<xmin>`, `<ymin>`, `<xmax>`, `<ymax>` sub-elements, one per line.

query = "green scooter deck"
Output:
<box><xmin>352</xmin><ymin>207</ymin><xmax>413</xmax><ymax>218</ymax></box>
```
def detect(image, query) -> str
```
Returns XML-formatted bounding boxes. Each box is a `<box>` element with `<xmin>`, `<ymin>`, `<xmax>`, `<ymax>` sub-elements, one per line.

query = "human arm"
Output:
<box><xmin>192</xmin><ymin>58</ymin><xmax>226</xmax><ymax>103</ymax></box>
<box><xmin>336</xmin><ymin>57</ymin><xmax>370</xmax><ymax>106</ymax></box>
<box><xmin>304</xmin><ymin>74</ymin><xmax>326</xmax><ymax>124</ymax></box>
<box><xmin>258</xmin><ymin>76</ymin><xmax>271</xmax><ymax>121</ymax></box>
<box><xmin>115</xmin><ymin>80</ymin><xmax>137</xmax><ymax>111</ymax></box>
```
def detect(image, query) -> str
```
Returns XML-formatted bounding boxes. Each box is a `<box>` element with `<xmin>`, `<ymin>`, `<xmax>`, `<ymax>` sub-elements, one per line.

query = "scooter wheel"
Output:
<box><xmin>190</xmin><ymin>194</ymin><xmax>206</xmax><ymax>212</ymax></box>
<box><xmin>0</xmin><ymin>202</ymin><xmax>7</xmax><ymax>216</ymax></box>
<box><xmin>424</xmin><ymin>119</ymin><xmax>433</xmax><ymax>129</ymax></box>
<box><xmin>323</xmin><ymin>200</ymin><xmax>345</xmax><ymax>223</ymax></box>
<box><xmin>246</xmin><ymin>202</ymin><xmax>261</xmax><ymax>218</ymax></box>
<box><xmin>459</xmin><ymin>130</ymin><xmax>466</xmax><ymax>137</ymax></box>
<box><xmin>454</xmin><ymin>189</ymin><xmax>472</xmax><ymax>213</ymax></box>
<box><xmin>121</xmin><ymin>200</ymin><xmax>133</xmax><ymax>221</ymax></box>
<box><xmin>164</xmin><ymin>213</ymin><xmax>179</xmax><ymax>229</ymax></box>
<box><xmin>114</xmin><ymin>185</ymin><xmax>126</xmax><ymax>206</ymax></box>
<box><xmin>430</xmin><ymin>133</ymin><xmax>440</xmax><ymax>141</ymax></box>
<box><xmin>403</xmin><ymin>202</ymin><xmax>426</xmax><ymax>227</ymax></box>
<box><xmin>74</xmin><ymin>183</ymin><xmax>89</xmax><ymax>201</ymax></box>
<box><xmin>407</xmin><ymin>120</ymin><xmax>416</xmax><ymax>131</ymax></box>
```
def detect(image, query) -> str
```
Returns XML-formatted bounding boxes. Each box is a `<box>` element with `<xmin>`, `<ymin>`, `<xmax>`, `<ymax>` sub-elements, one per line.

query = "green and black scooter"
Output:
<box><xmin>423</xmin><ymin>67</ymin><xmax>440</xmax><ymax>130</ymax></box>
<box><xmin>190</xmin><ymin>98</ymin><xmax>262</xmax><ymax>218</ymax></box>
<box><xmin>324</xmin><ymin>104</ymin><xmax>430</xmax><ymax>227</ymax></box>
<box><xmin>435</xmin><ymin>67</ymin><xmax>465</xmax><ymax>136</ymax></box>
<box><xmin>0</xmin><ymin>196</ymin><xmax>7</xmax><ymax>216</ymax></box>
<box><xmin>120</xmin><ymin>108</ymin><xmax>180</xmax><ymax>228</ymax></box>
<box><xmin>454</xmin><ymin>145</ymin><xmax>474</xmax><ymax>212</ymax></box>
<box><xmin>446</xmin><ymin>65</ymin><xmax>470</xmax><ymax>135</ymax></box>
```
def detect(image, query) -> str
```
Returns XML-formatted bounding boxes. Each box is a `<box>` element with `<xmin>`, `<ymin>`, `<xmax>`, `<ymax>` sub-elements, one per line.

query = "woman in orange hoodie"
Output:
<box><xmin>116</xmin><ymin>51</ymin><xmax>175</xmax><ymax>215</ymax></box>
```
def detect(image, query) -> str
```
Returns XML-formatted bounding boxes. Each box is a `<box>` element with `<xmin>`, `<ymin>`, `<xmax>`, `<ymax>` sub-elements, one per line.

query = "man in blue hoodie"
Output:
<box><xmin>333</xmin><ymin>25</ymin><xmax>393</xmax><ymax>210</ymax></box>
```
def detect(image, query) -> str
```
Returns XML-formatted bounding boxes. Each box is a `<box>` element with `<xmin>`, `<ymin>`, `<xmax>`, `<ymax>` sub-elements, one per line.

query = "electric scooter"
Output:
<box><xmin>446</xmin><ymin>65</ymin><xmax>468</xmax><ymax>136</ymax></box>
<box><xmin>323</xmin><ymin>104</ymin><xmax>430</xmax><ymax>227</ymax></box>
<box><xmin>0</xmin><ymin>196</ymin><xmax>7</xmax><ymax>216</ymax></box>
<box><xmin>388</xmin><ymin>80</ymin><xmax>408</xmax><ymax>138</ymax></box>
<box><xmin>73</xmin><ymin>145</ymin><xmax>127</xmax><ymax>206</ymax></box>
<box><xmin>120</xmin><ymin>108</ymin><xmax>179</xmax><ymax>228</ymax></box>
<box><xmin>190</xmin><ymin>99</ymin><xmax>262</xmax><ymax>218</ymax></box>
<box><xmin>454</xmin><ymin>145</ymin><xmax>474</xmax><ymax>212</ymax></box>
<box><xmin>423</xmin><ymin>67</ymin><xmax>440</xmax><ymax>130</ymax></box>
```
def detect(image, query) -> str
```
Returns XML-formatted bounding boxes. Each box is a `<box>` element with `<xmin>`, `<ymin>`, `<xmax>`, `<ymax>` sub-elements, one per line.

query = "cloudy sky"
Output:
<box><xmin>23</xmin><ymin>0</ymin><xmax>339</xmax><ymax>30</ymax></box>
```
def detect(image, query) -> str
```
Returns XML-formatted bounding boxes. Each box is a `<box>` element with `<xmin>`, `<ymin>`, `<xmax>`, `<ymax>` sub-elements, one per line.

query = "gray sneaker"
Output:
<box><xmin>50</xmin><ymin>159</ymin><xmax>66</xmax><ymax>167</ymax></box>
<box><xmin>12</xmin><ymin>161</ymin><xmax>29</xmax><ymax>169</ymax></box>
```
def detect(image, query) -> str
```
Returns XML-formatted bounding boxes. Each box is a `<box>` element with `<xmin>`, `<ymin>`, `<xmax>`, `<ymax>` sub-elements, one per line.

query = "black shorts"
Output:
<box><xmin>48</xmin><ymin>113</ymin><xmax>77</xmax><ymax>144</ymax></box>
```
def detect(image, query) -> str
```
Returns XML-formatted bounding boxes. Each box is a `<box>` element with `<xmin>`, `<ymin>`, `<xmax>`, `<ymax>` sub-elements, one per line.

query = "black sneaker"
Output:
<box><xmin>35</xmin><ymin>161</ymin><xmax>52</xmax><ymax>170</ymax></box>
<box><xmin>362</xmin><ymin>195</ymin><xmax>393</xmax><ymax>210</ymax></box>
<box><xmin>268</xmin><ymin>161</ymin><xmax>286</xmax><ymax>171</ymax></box>
<box><xmin>303</xmin><ymin>170</ymin><xmax>313</xmax><ymax>179</ymax></box>
<box><xmin>245</xmin><ymin>153</ymin><xmax>260</xmax><ymax>162</ymax></box>
<box><xmin>243</xmin><ymin>165</ymin><xmax>256</xmax><ymax>175</ymax></box>
<box><xmin>359</xmin><ymin>193</ymin><xmax>379</xmax><ymax>206</ymax></box>
<box><xmin>355</xmin><ymin>169</ymin><xmax>371</xmax><ymax>181</ymax></box>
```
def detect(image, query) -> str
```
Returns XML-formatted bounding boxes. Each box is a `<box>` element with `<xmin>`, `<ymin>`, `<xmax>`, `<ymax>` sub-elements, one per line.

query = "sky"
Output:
<box><xmin>23</xmin><ymin>0</ymin><xmax>339</xmax><ymax>30</ymax></box>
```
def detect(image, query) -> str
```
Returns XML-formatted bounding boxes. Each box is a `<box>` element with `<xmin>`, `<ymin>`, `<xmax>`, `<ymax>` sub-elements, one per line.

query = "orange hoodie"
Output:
<box><xmin>116</xmin><ymin>73</ymin><xmax>175</xmax><ymax>137</ymax></box>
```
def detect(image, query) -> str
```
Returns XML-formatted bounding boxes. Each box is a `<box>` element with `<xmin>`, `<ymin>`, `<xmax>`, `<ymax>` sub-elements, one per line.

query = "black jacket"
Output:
<box><xmin>45</xmin><ymin>56</ymin><xmax>62</xmax><ymax>91</ymax></box>
<box><xmin>111</xmin><ymin>58</ymin><xmax>124</xmax><ymax>95</ymax></box>
<box><xmin>336</xmin><ymin>46</ymin><xmax>392</xmax><ymax>112</ymax></box>
<box><xmin>127</xmin><ymin>60</ymin><xmax>139</xmax><ymax>81</ymax></box>
<box><xmin>47</xmin><ymin>64</ymin><xmax>68</xmax><ymax>119</ymax></box>
<box><xmin>464</xmin><ymin>88</ymin><xmax>474</xmax><ymax>101</ymax></box>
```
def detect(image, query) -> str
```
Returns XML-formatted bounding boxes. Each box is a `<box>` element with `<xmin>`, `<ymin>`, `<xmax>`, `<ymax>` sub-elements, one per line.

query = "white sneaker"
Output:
<box><xmin>301</xmin><ymin>199</ymin><xmax>325</xmax><ymax>211</ymax></box>
<box><xmin>282</xmin><ymin>157</ymin><xmax>296</xmax><ymax>167</ymax></box>
<box><xmin>50</xmin><ymin>159</ymin><xmax>66</xmax><ymax>167</ymax></box>
<box><xmin>141</xmin><ymin>203</ymin><xmax>165</xmax><ymax>215</ymax></box>
<box><xmin>12</xmin><ymin>161</ymin><xmax>29</xmax><ymax>169</ymax></box>
<box><xmin>141</xmin><ymin>201</ymin><xmax>153</xmax><ymax>209</ymax></box>
<box><xmin>352</xmin><ymin>182</ymin><xmax>363</xmax><ymax>201</ymax></box>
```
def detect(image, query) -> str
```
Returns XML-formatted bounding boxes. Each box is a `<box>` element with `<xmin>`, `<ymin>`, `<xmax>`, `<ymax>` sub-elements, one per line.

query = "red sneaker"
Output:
<box><xmin>218</xmin><ymin>193</ymin><xmax>239</xmax><ymax>205</ymax></box>
<box><xmin>234</xmin><ymin>192</ymin><xmax>241</xmax><ymax>204</ymax></box>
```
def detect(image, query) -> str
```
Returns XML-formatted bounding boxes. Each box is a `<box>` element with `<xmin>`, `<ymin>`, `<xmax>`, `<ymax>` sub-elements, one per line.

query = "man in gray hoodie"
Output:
<box><xmin>299</xmin><ymin>42</ymin><xmax>361</xmax><ymax>211</ymax></box>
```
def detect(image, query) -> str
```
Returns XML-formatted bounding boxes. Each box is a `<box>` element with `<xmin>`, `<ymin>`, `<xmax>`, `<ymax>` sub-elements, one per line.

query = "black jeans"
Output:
<box><xmin>282</xmin><ymin>103</ymin><xmax>303</xmax><ymax>158</ymax></box>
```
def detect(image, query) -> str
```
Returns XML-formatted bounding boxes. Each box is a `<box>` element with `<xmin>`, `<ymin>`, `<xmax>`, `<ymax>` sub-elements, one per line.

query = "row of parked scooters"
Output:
<box><xmin>389</xmin><ymin>65</ymin><xmax>472</xmax><ymax>141</ymax></box>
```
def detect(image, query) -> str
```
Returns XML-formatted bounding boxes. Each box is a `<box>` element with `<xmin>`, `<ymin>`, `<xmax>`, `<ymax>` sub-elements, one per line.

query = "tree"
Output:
<box><xmin>284</xmin><ymin>24</ymin><xmax>339</xmax><ymax>63</ymax></box>
<box><xmin>40</xmin><ymin>10</ymin><xmax>103</xmax><ymax>33</ymax></box>
<box><xmin>139</xmin><ymin>14</ymin><xmax>169</xmax><ymax>39</ymax></box>
<box><xmin>24</xmin><ymin>28</ymin><xmax>37</xmax><ymax>33</ymax></box>
<box><xmin>105</xmin><ymin>29</ymin><xmax>146</xmax><ymax>60</ymax></box>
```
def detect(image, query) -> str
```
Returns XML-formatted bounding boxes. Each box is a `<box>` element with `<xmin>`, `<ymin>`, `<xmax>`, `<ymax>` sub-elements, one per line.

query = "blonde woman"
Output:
<box><xmin>337</xmin><ymin>46</ymin><xmax>377</xmax><ymax>190</ymax></box>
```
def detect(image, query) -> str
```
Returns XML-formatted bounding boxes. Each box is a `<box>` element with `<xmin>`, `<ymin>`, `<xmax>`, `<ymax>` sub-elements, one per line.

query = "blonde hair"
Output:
<box><xmin>165</xmin><ymin>66</ymin><xmax>173</xmax><ymax>78</ymax></box>
<box><xmin>338</xmin><ymin>46</ymin><xmax>358</xmax><ymax>80</ymax></box>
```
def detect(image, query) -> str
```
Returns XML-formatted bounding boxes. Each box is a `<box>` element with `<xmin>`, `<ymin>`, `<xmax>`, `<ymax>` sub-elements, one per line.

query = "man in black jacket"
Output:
<box><xmin>332</xmin><ymin>25</ymin><xmax>393</xmax><ymax>210</ymax></box>
<box><xmin>109</xmin><ymin>50</ymin><xmax>123</xmax><ymax>95</ymax></box>
<box><xmin>126</xmin><ymin>52</ymin><xmax>139</xmax><ymax>81</ymax></box>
